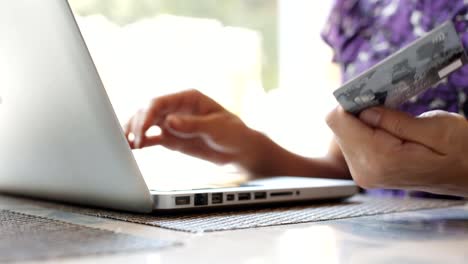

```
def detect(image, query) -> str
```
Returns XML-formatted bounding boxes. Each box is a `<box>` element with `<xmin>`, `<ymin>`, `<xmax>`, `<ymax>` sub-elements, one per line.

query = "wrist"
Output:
<box><xmin>235</xmin><ymin>129</ymin><xmax>350</xmax><ymax>180</ymax></box>
<box><xmin>234</xmin><ymin>128</ymin><xmax>274</xmax><ymax>177</ymax></box>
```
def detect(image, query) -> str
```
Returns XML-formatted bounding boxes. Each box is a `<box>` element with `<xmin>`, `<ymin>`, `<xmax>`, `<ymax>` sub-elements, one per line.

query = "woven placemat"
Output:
<box><xmin>0</xmin><ymin>210</ymin><xmax>175</xmax><ymax>262</ymax></box>
<box><xmin>3</xmin><ymin>195</ymin><xmax>464</xmax><ymax>233</ymax></box>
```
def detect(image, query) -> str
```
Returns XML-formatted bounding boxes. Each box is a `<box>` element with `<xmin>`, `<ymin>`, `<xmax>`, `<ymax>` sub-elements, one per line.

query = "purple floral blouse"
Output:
<box><xmin>322</xmin><ymin>0</ymin><xmax>468</xmax><ymax>198</ymax></box>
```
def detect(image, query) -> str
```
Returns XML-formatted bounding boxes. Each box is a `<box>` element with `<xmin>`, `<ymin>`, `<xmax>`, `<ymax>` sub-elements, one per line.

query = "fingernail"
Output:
<box><xmin>359</xmin><ymin>109</ymin><xmax>381</xmax><ymax>127</ymax></box>
<box><xmin>135</xmin><ymin>136</ymin><xmax>141</xmax><ymax>148</ymax></box>
<box><xmin>326</xmin><ymin>106</ymin><xmax>340</xmax><ymax>128</ymax></box>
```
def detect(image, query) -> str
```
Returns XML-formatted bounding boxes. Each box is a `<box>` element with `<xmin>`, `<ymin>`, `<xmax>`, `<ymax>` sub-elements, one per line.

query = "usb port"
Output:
<box><xmin>175</xmin><ymin>196</ymin><xmax>190</xmax><ymax>205</ymax></box>
<box><xmin>254</xmin><ymin>192</ymin><xmax>267</xmax><ymax>199</ymax></box>
<box><xmin>226</xmin><ymin>194</ymin><xmax>235</xmax><ymax>201</ymax></box>
<box><xmin>211</xmin><ymin>193</ymin><xmax>223</xmax><ymax>204</ymax></box>
<box><xmin>238</xmin><ymin>193</ymin><xmax>251</xmax><ymax>201</ymax></box>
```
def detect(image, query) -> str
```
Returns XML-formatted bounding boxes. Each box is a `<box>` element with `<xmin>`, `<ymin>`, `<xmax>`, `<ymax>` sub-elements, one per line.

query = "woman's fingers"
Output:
<box><xmin>140</xmin><ymin>111</ymin><xmax>247</xmax><ymax>165</ymax></box>
<box><xmin>359</xmin><ymin>107</ymin><xmax>458</xmax><ymax>154</ymax></box>
<box><xmin>124</xmin><ymin>115</ymin><xmax>137</xmax><ymax>149</ymax></box>
<box><xmin>166</xmin><ymin>113</ymin><xmax>239</xmax><ymax>154</ymax></box>
<box><xmin>123</xmin><ymin>89</ymin><xmax>253</xmax><ymax>166</ymax></box>
<box><xmin>131</xmin><ymin>89</ymin><xmax>223</xmax><ymax>149</ymax></box>
<box><xmin>149</xmin><ymin>129</ymin><xmax>233</xmax><ymax>165</ymax></box>
<box><xmin>123</xmin><ymin>117</ymin><xmax>132</xmax><ymax>140</ymax></box>
<box><xmin>133</xmin><ymin>109</ymin><xmax>146</xmax><ymax>148</ymax></box>
<box><xmin>326</xmin><ymin>106</ymin><xmax>468</xmax><ymax>195</ymax></box>
<box><xmin>326</xmin><ymin>106</ymin><xmax>376</xmax><ymax>148</ymax></box>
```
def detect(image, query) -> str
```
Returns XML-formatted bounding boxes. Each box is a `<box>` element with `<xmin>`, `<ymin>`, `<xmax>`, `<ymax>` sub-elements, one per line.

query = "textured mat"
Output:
<box><xmin>0</xmin><ymin>210</ymin><xmax>175</xmax><ymax>262</ymax></box>
<box><xmin>4</xmin><ymin>195</ymin><xmax>464</xmax><ymax>233</ymax></box>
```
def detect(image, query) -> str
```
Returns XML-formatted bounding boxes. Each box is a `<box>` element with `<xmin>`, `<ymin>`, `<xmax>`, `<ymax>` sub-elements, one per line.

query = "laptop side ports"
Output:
<box><xmin>270</xmin><ymin>191</ymin><xmax>293</xmax><ymax>197</ymax></box>
<box><xmin>211</xmin><ymin>193</ymin><xmax>223</xmax><ymax>204</ymax></box>
<box><xmin>238</xmin><ymin>193</ymin><xmax>251</xmax><ymax>201</ymax></box>
<box><xmin>175</xmin><ymin>196</ymin><xmax>191</xmax><ymax>205</ymax></box>
<box><xmin>254</xmin><ymin>192</ymin><xmax>267</xmax><ymax>199</ymax></box>
<box><xmin>194</xmin><ymin>193</ymin><xmax>208</xmax><ymax>206</ymax></box>
<box><xmin>226</xmin><ymin>194</ymin><xmax>235</xmax><ymax>201</ymax></box>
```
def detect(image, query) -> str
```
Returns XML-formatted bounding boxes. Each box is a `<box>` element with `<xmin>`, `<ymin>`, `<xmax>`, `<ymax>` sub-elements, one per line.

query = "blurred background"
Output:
<box><xmin>68</xmin><ymin>0</ymin><xmax>341</xmax><ymax>189</ymax></box>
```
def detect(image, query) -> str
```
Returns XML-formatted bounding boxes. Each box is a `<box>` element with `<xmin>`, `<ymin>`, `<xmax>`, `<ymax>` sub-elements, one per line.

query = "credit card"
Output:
<box><xmin>333</xmin><ymin>20</ymin><xmax>468</xmax><ymax>114</ymax></box>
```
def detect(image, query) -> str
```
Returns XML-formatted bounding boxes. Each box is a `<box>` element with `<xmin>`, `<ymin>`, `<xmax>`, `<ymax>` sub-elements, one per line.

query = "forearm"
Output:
<box><xmin>238</xmin><ymin>130</ymin><xmax>351</xmax><ymax>179</ymax></box>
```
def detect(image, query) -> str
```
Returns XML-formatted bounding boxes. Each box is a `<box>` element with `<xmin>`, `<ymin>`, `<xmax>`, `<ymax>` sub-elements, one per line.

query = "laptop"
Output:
<box><xmin>0</xmin><ymin>0</ymin><xmax>358</xmax><ymax>213</ymax></box>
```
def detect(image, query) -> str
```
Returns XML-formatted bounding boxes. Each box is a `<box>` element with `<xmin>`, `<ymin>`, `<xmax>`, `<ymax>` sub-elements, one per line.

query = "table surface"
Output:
<box><xmin>1</xmin><ymin>196</ymin><xmax>468</xmax><ymax>264</ymax></box>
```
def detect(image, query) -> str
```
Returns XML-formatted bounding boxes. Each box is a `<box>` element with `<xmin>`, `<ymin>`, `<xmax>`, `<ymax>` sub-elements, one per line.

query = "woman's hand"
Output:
<box><xmin>124</xmin><ymin>89</ymin><xmax>355</xmax><ymax>179</ymax></box>
<box><xmin>124</xmin><ymin>89</ymin><xmax>262</xmax><ymax>166</ymax></box>
<box><xmin>326</xmin><ymin>106</ymin><xmax>468</xmax><ymax>197</ymax></box>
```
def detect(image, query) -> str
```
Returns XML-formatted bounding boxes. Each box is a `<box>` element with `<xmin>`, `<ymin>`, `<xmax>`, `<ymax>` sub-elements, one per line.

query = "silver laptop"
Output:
<box><xmin>0</xmin><ymin>0</ymin><xmax>358</xmax><ymax>213</ymax></box>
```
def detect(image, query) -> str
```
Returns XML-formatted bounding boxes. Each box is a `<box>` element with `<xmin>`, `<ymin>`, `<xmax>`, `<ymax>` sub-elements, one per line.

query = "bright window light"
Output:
<box><xmin>68</xmin><ymin>0</ymin><xmax>339</xmax><ymax>187</ymax></box>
